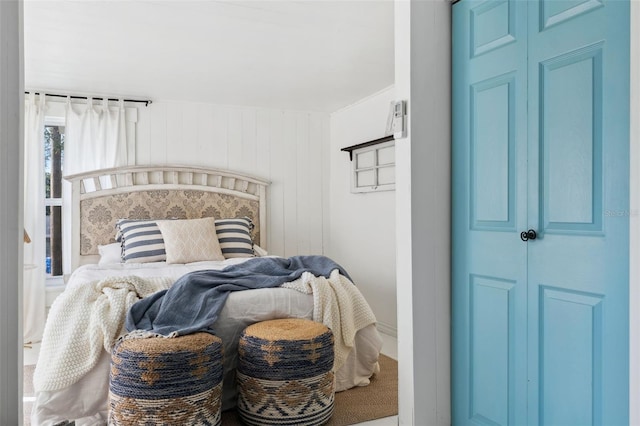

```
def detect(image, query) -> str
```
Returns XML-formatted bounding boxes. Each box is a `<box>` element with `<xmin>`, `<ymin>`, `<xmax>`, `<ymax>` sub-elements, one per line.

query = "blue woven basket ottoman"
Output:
<box><xmin>237</xmin><ymin>318</ymin><xmax>335</xmax><ymax>426</ymax></box>
<box><xmin>108</xmin><ymin>332</ymin><xmax>224</xmax><ymax>426</ymax></box>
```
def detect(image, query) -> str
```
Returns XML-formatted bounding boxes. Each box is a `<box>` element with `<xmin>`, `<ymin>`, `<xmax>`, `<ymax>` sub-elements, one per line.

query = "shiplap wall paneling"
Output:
<box><xmin>255</xmin><ymin>109</ymin><xmax>272</xmax><ymax>249</ymax></box>
<box><xmin>267</xmin><ymin>110</ymin><xmax>286</xmax><ymax>257</ymax></box>
<box><xmin>255</xmin><ymin>110</ymin><xmax>272</xmax><ymax>181</ymax></box>
<box><xmin>308</xmin><ymin>114</ymin><xmax>325</xmax><ymax>255</ymax></box>
<box><xmin>196</xmin><ymin>103</ymin><xmax>216</xmax><ymax>166</ymax></box>
<box><xmin>151</xmin><ymin>102</ymin><xmax>169</xmax><ymax>164</ymax></box>
<box><xmin>282</xmin><ymin>111</ymin><xmax>298</xmax><ymax>257</ymax></box>
<box><xmin>139</xmin><ymin>101</ymin><xmax>165</xmax><ymax>164</ymax></box>
<box><xmin>241</xmin><ymin>109</ymin><xmax>257</xmax><ymax>173</ymax></box>
<box><xmin>227</xmin><ymin>109</ymin><xmax>243</xmax><ymax>173</ymax></box>
<box><xmin>179</xmin><ymin>103</ymin><xmax>198</xmax><ymax>166</ymax></box>
<box><xmin>322</xmin><ymin>117</ymin><xmax>331</xmax><ymax>255</ymax></box>
<box><xmin>134</xmin><ymin>101</ymin><xmax>329</xmax><ymax>258</ymax></box>
<box><xmin>296</xmin><ymin>114</ymin><xmax>311</xmax><ymax>255</ymax></box>
<box><xmin>211</xmin><ymin>105</ymin><xmax>230</xmax><ymax>169</ymax></box>
<box><xmin>166</xmin><ymin>102</ymin><xmax>195</xmax><ymax>166</ymax></box>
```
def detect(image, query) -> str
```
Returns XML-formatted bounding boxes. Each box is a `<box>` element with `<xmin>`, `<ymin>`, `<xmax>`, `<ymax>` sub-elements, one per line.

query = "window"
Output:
<box><xmin>44</xmin><ymin>122</ymin><xmax>65</xmax><ymax>277</ymax></box>
<box><xmin>351</xmin><ymin>141</ymin><xmax>395</xmax><ymax>193</ymax></box>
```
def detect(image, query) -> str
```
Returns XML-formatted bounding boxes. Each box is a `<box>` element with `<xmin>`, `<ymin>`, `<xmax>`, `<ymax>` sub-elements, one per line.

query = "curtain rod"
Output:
<box><xmin>25</xmin><ymin>91</ymin><xmax>152</xmax><ymax>107</ymax></box>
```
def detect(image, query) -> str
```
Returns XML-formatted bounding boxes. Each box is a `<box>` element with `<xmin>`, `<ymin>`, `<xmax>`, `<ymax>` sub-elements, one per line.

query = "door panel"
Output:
<box><xmin>470</xmin><ymin>0</ymin><xmax>516</xmax><ymax>57</ymax></box>
<box><xmin>452</xmin><ymin>1</ymin><xmax>528</xmax><ymax>424</ymax></box>
<box><xmin>539</xmin><ymin>0</ymin><xmax>604</xmax><ymax>31</ymax></box>
<box><xmin>527</xmin><ymin>1</ymin><xmax>629</xmax><ymax>424</ymax></box>
<box><xmin>471</xmin><ymin>73</ymin><xmax>516</xmax><ymax>228</ymax></box>
<box><xmin>539</xmin><ymin>43</ymin><xmax>603</xmax><ymax>232</ymax></box>
<box><xmin>469</xmin><ymin>275</ymin><xmax>516</xmax><ymax>425</ymax></box>
<box><xmin>539</xmin><ymin>43</ymin><xmax>602</xmax><ymax>231</ymax></box>
<box><xmin>538</xmin><ymin>286</ymin><xmax>603</xmax><ymax>426</ymax></box>
<box><xmin>453</xmin><ymin>0</ymin><xmax>629</xmax><ymax>424</ymax></box>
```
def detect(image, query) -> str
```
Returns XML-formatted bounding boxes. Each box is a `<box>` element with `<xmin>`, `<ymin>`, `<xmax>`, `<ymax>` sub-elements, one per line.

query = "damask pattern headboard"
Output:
<box><xmin>65</xmin><ymin>165</ymin><xmax>270</xmax><ymax>269</ymax></box>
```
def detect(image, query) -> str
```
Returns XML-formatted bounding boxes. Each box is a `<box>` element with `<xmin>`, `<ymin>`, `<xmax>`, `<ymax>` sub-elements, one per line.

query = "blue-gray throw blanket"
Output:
<box><xmin>125</xmin><ymin>255</ymin><xmax>351</xmax><ymax>336</ymax></box>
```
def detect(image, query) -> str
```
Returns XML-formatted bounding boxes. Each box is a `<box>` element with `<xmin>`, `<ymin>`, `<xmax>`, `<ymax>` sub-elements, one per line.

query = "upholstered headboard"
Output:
<box><xmin>65</xmin><ymin>165</ymin><xmax>270</xmax><ymax>269</ymax></box>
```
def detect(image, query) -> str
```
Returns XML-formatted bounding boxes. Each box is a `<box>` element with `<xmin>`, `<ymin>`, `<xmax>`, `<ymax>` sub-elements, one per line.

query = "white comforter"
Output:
<box><xmin>32</xmin><ymin>258</ymin><xmax>383</xmax><ymax>426</ymax></box>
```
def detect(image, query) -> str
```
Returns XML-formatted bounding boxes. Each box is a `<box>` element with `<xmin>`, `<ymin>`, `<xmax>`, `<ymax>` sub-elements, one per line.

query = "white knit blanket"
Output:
<box><xmin>282</xmin><ymin>269</ymin><xmax>377</xmax><ymax>371</ymax></box>
<box><xmin>33</xmin><ymin>276</ymin><xmax>173</xmax><ymax>392</ymax></box>
<box><xmin>34</xmin><ymin>269</ymin><xmax>375</xmax><ymax>392</ymax></box>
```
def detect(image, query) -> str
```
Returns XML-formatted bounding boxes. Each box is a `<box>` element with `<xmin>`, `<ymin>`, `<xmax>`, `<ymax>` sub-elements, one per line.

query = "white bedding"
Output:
<box><xmin>32</xmin><ymin>258</ymin><xmax>383</xmax><ymax>426</ymax></box>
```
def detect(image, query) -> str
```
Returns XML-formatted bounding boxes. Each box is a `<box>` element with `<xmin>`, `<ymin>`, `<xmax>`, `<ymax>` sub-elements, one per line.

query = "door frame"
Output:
<box><xmin>395</xmin><ymin>0</ymin><xmax>640</xmax><ymax>425</ymax></box>
<box><xmin>0</xmin><ymin>1</ymin><xmax>24</xmax><ymax>424</ymax></box>
<box><xmin>629</xmin><ymin>4</ymin><xmax>640</xmax><ymax>425</ymax></box>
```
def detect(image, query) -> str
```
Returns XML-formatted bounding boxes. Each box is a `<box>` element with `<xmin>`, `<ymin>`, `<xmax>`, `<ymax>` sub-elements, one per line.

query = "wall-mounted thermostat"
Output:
<box><xmin>392</xmin><ymin>100</ymin><xmax>407</xmax><ymax>139</ymax></box>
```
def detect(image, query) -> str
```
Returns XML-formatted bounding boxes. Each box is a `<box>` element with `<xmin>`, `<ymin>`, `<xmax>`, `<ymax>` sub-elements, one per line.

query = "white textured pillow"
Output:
<box><xmin>156</xmin><ymin>217</ymin><xmax>225</xmax><ymax>264</ymax></box>
<box><xmin>98</xmin><ymin>243</ymin><xmax>122</xmax><ymax>265</ymax></box>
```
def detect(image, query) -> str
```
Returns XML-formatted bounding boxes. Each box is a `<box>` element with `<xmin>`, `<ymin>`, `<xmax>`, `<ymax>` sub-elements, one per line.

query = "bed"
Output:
<box><xmin>32</xmin><ymin>165</ymin><xmax>383</xmax><ymax>426</ymax></box>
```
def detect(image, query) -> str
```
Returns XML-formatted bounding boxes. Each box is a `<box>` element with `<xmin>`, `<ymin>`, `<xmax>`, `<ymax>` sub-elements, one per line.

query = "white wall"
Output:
<box><xmin>327</xmin><ymin>86</ymin><xmax>397</xmax><ymax>335</ymax></box>
<box><xmin>395</xmin><ymin>1</ymin><xmax>451</xmax><ymax>425</ymax></box>
<box><xmin>135</xmin><ymin>101</ymin><xmax>330</xmax><ymax>257</ymax></box>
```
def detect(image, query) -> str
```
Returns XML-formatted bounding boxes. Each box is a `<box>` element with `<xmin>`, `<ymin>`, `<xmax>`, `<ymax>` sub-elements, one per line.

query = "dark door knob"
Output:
<box><xmin>520</xmin><ymin>229</ymin><xmax>537</xmax><ymax>242</ymax></box>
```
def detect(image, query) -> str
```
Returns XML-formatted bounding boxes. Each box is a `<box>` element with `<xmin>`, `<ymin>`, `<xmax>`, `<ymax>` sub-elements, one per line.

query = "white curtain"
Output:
<box><xmin>23</xmin><ymin>93</ymin><xmax>47</xmax><ymax>344</ymax></box>
<box><xmin>62</xmin><ymin>97</ymin><xmax>128</xmax><ymax>273</ymax></box>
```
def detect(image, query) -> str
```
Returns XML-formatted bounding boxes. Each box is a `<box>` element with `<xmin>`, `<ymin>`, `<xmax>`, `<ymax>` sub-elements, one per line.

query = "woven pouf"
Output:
<box><xmin>237</xmin><ymin>318</ymin><xmax>335</xmax><ymax>426</ymax></box>
<box><xmin>108</xmin><ymin>332</ymin><xmax>224</xmax><ymax>426</ymax></box>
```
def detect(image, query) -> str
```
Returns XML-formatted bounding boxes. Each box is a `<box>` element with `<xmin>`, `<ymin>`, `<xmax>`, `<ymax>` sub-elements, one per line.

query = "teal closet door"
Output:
<box><xmin>525</xmin><ymin>1</ymin><xmax>629</xmax><ymax>424</ymax></box>
<box><xmin>452</xmin><ymin>1</ymin><xmax>629</xmax><ymax>425</ymax></box>
<box><xmin>452</xmin><ymin>1</ymin><xmax>529</xmax><ymax>424</ymax></box>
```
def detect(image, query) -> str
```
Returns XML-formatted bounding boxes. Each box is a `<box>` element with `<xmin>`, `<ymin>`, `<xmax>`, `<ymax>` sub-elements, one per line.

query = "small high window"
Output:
<box><xmin>351</xmin><ymin>141</ymin><xmax>395</xmax><ymax>193</ymax></box>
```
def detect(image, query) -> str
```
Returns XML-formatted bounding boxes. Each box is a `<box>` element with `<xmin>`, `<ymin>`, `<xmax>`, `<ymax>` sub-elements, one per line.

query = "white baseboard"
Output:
<box><xmin>376</xmin><ymin>321</ymin><xmax>397</xmax><ymax>338</ymax></box>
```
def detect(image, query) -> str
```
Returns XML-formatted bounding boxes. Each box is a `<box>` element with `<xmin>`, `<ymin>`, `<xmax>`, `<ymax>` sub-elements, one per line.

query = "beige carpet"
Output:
<box><xmin>23</xmin><ymin>355</ymin><xmax>398</xmax><ymax>426</ymax></box>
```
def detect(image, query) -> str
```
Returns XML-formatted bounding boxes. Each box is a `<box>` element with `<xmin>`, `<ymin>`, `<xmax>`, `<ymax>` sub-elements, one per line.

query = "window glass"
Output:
<box><xmin>378</xmin><ymin>166</ymin><xmax>395</xmax><ymax>185</ymax></box>
<box><xmin>44</xmin><ymin>125</ymin><xmax>65</xmax><ymax>276</ymax></box>
<box><xmin>377</xmin><ymin>146</ymin><xmax>395</xmax><ymax>165</ymax></box>
<box><xmin>356</xmin><ymin>170</ymin><xmax>376</xmax><ymax>187</ymax></box>
<box><xmin>356</xmin><ymin>150</ymin><xmax>375</xmax><ymax>169</ymax></box>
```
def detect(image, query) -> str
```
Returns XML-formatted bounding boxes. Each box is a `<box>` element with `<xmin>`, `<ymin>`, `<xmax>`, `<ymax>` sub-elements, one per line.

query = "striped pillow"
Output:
<box><xmin>214</xmin><ymin>217</ymin><xmax>255</xmax><ymax>259</ymax></box>
<box><xmin>116</xmin><ymin>219</ymin><xmax>166</xmax><ymax>263</ymax></box>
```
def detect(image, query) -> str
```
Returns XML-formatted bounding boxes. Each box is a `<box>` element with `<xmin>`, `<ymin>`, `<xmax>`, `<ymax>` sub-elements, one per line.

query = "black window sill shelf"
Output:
<box><xmin>340</xmin><ymin>135</ymin><xmax>394</xmax><ymax>161</ymax></box>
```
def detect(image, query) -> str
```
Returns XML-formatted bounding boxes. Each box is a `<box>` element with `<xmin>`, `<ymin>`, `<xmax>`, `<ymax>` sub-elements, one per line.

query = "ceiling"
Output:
<box><xmin>24</xmin><ymin>0</ymin><xmax>395</xmax><ymax>112</ymax></box>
